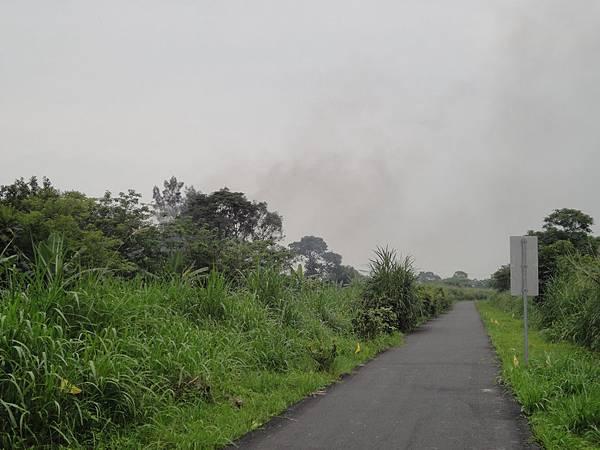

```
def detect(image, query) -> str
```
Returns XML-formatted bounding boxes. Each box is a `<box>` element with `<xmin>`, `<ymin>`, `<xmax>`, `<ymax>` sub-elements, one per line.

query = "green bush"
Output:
<box><xmin>352</xmin><ymin>307</ymin><xmax>398</xmax><ymax>339</ymax></box>
<box><xmin>418</xmin><ymin>285</ymin><xmax>451</xmax><ymax>318</ymax></box>
<box><xmin>308</xmin><ymin>341</ymin><xmax>338</xmax><ymax>372</ymax></box>
<box><xmin>362</xmin><ymin>247</ymin><xmax>422</xmax><ymax>332</ymax></box>
<box><xmin>541</xmin><ymin>254</ymin><xmax>600</xmax><ymax>351</ymax></box>
<box><xmin>356</xmin><ymin>247</ymin><xmax>456</xmax><ymax>338</ymax></box>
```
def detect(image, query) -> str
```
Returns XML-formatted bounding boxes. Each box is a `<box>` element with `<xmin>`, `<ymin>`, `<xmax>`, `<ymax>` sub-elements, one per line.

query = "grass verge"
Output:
<box><xmin>107</xmin><ymin>332</ymin><xmax>401</xmax><ymax>449</ymax></box>
<box><xmin>477</xmin><ymin>301</ymin><xmax>600</xmax><ymax>450</ymax></box>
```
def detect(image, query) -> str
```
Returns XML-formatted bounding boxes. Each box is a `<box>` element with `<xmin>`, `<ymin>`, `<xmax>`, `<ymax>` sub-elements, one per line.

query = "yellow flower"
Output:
<box><xmin>512</xmin><ymin>355</ymin><xmax>519</xmax><ymax>368</ymax></box>
<box><xmin>355</xmin><ymin>342</ymin><xmax>361</xmax><ymax>354</ymax></box>
<box><xmin>59</xmin><ymin>377</ymin><xmax>82</xmax><ymax>395</ymax></box>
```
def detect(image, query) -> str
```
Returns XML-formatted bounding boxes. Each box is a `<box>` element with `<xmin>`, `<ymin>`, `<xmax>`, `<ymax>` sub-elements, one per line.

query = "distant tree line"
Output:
<box><xmin>417</xmin><ymin>270</ymin><xmax>491</xmax><ymax>289</ymax></box>
<box><xmin>0</xmin><ymin>176</ymin><xmax>359</xmax><ymax>284</ymax></box>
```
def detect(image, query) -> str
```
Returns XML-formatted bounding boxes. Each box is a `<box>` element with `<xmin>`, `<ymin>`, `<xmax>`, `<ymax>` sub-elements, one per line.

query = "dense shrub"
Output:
<box><xmin>361</xmin><ymin>247</ymin><xmax>422</xmax><ymax>332</ymax></box>
<box><xmin>356</xmin><ymin>247</ymin><xmax>456</xmax><ymax>338</ymax></box>
<box><xmin>418</xmin><ymin>285</ymin><xmax>451</xmax><ymax>317</ymax></box>
<box><xmin>352</xmin><ymin>307</ymin><xmax>398</xmax><ymax>339</ymax></box>
<box><xmin>540</xmin><ymin>254</ymin><xmax>600</xmax><ymax>351</ymax></box>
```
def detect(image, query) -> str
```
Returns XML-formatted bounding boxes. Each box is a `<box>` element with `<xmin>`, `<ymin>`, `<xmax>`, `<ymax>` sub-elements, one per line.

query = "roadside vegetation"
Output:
<box><xmin>478</xmin><ymin>302</ymin><xmax>599</xmax><ymax>449</ymax></box>
<box><xmin>0</xmin><ymin>176</ymin><xmax>455</xmax><ymax>449</ymax></box>
<box><xmin>417</xmin><ymin>268</ymin><xmax>494</xmax><ymax>302</ymax></box>
<box><xmin>481</xmin><ymin>208</ymin><xmax>600</xmax><ymax>449</ymax></box>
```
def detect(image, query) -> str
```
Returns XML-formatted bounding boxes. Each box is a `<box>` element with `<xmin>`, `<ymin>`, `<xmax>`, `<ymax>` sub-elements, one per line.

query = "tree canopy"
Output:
<box><xmin>491</xmin><ymin>208</ymin><xmax>599</xmax><ymax>298</ymax></box>
<box><xmin>183</xmin><ymin>187</ymin><xmax>283</xmax><ymax>242</ymax></box>
<box><xmin>0</xmin><ymin>176</ymin><xmax>293</xmax><ymax>277</ymax></box>
<box><xmin>288</xmin><ymin>235</ymin><xmax>360</xmax><ymax>284</ymax></box>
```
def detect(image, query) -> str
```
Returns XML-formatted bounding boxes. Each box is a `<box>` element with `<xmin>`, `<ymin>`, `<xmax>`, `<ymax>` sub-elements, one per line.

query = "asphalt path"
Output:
<box><xmin>232</xmin><ymin>301</ymin><xmax>538</xmax><ymax>450</ymax></box>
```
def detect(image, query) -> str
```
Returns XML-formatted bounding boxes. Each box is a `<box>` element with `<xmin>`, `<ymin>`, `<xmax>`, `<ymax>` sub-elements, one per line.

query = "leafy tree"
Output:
<box><xmin>453</xmin><ymin>271</ymin><xmax>468</xmax><ymax>279</ymax></box>
<box><xmin>470</xmin><ymin>278</ymin><xmax>492</xmax><ymax>289</ymax></box>
<box><xmin>333</xmin><ymin>265</ymin><xmax>363</xmax><ymax>284</ymax></box>
<box><xmin>531</xmin><ymin>208</ymin><xmax>598</xmax><ymax>297</ymax></box>
<box><xmin>492</xmin><ymin>208</ymin><xmax>598</xmax><ymax>299</ymax></box>
<box><xmin>0</xmin><ymin>177</ymin><xmax>127</xmax><ymax>270</ymax></box>
<box><xmin>289</xmin><ymin>235</ymin><xmax>328</xmax><ymax>277</ymax></box>
<box><xmin>441</xmin><ymin>276</ymin><xmax>471</xmax><ymax>288</ymax></box>
<box><xmin>536</xmin><ymin>240</ymin><xmax>577</xmax><ymax>294</ymax></box>
<box><xmin>152</xmin><ymin>176</ymin><xmax>185</xmax><ymax>223</ymax></box>
<box><xmin>157</xmin><ymin>217</ymin><xmax>290</xmax><ymax>278</ymax></box>
<box><xmin>491</xmin><ymin>265</ymin><xmax>510</xmax><ymax>291</ymax></box>
<box><xmin>92</xmin><ymin>190</ymin><xmax>159</xmax><ymax>272</ymax></box>
<box><xmin>183</xmin><ymin>188</ymin><xmax>283</xmax><ymax>242</ymax></box>
<box><xmin>323</xmin><ymin>251</ymin><xmax>361</xmax><ymax>284</ymax></box>
<box><xmin>288</xmin><ymin>235</ymin><xmax>359</xmax><ymax>284</ymax></box>
<box><xmin>543</xmin><ymin>208</ymin><xmax>593</xmax><ymax>234</ymax></box>
<box><xmin>417</xmin><ymin>271</ymin><xmax>442</xmax><ymax>283</ymax></box>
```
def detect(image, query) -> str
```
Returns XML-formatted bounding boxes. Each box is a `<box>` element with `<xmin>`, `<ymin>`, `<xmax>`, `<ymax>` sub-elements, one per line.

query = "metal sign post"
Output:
<box><xmin>510</xmin><ymin>236</ymin><xmax>538</xmax><ymax>365</ymax></box>
<box><xmin>521</xmin><ymin>238</ymin><xmax>528</xmax><ymax>363</ymax></box>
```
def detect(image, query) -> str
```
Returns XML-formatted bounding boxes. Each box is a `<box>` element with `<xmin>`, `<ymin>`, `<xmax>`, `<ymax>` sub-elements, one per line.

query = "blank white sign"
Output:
<box><xmin>510</xmin><ymin>236</ymin><xmax>539</xmax><ymax>296</ymax></box>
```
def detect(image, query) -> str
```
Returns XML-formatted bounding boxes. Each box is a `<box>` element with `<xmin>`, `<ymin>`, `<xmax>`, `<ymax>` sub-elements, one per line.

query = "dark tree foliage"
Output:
<box><xmin>0</xmin><ymin>176</ymin><xmax>56</xmax><ymax>209</ymax></box>
<box><xmin>0</xmin><ymin>176</ymin><xmax>353</xmax><ymax>282</ymax></box>
<box><xmin>288</xmin><ymin>235</ymin><xmax>360</xmax><ymax>284</ymax></box>
<box><xmin>151</xmin><ymin>179</ymin><xmax>290</xmax><ymax>276</ymax></box>
<box><xmin>532</xmin><ymin>208</ymin><xmax>598</xmax><ymax>298</ymax></box>
<box><xmin>491</xmin><ymin>265</ymin><xmax>510</xmax><ymax>291</ymax></box>
<box><xmin>0</xmin><ymin>177</ymin><xmax>160</xmax><ymax>273</ymax></box>
<box><xmin>182</xmin><ymin>188</ymin><xmax>283</xmax><ymax>242</ymax></box>
<box><xmin>288</xmin><ymin>235</ymin><xmax>328</xmax><ymax>277</ymax></box>
<box><xmin>543</xmin><ymin>208</ymin><xmax>593</xmax><ymax>234</ymax></box>
<box><xmin>492</xmin><ymin>208</ymin><xmax>599</xmax><ymax>300</ymax></box>
<box><xmin>417</xmin><ymin>271</ymin><xmax>442</xmax><ymax>283</ymax></box>
<box><xmin>93</xmin><ymin>190</ymin><xmax>159</xmax><ymax>272</ymax></box>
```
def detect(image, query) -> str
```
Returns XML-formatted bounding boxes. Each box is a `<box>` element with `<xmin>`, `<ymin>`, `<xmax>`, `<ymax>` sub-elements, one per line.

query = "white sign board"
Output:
<box><xmin>510</xmin><ymin>236</ymin><xmax>539</xmax><ymax>296</ymax></box>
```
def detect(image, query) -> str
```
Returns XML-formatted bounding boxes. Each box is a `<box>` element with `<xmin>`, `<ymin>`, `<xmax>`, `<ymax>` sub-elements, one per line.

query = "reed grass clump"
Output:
<box><xmin>355</xmin><ymin>247</ymin><xmax>455</xmax><ymax>338</ymax></box>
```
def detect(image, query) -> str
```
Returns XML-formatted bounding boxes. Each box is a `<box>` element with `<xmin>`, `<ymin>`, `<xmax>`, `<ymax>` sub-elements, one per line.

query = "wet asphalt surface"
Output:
<box><xmin>231</xmin><ymin>301</ymin><xmax>538</xmax><ymax>450</ymax></box>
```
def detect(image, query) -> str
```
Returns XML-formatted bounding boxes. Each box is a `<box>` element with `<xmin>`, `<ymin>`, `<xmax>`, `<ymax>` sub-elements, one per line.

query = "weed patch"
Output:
<box><xmin>477</xmin><ymin>301</ymin><xmax>600</xmax><ymax>450</ymax></box>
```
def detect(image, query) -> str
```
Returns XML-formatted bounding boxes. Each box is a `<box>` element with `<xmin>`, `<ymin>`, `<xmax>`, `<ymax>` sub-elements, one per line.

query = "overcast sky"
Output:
<box><xmin>2</xmin><ymin>1</ymin><xmax>599</xmax><ymax>278</ymax></box>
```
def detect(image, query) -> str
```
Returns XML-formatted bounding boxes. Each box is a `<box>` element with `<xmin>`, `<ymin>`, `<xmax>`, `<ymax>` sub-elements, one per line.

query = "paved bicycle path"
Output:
<box><xmin>232</xmin><ymin>301</ymin><xmax>537</xmax><ymax>450</ymax></box>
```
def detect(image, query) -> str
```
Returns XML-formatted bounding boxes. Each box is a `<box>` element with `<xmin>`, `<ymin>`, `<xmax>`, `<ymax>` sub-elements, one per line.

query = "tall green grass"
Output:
<box><xmin>540</xmin><ymin>254</ymin><xmax>600</xmax><ymax>351</ymax></box>
<box><xmin>487</xmin><ymin>253</ymin><xmax>600</xmax><ymax>353</ymax></box>
<box><xmin>478</xmin><ymin>301</ymin><xmax>599</xmax><ymax>449</ymax></box>
<box><xmin>356</xmin><ymin>247</ymin><xmax>454</xmax><ymax>337</ymax></box>
<box><xmin>361</xmin><ymin>247</ymin><xmax>421</xmax><ymax>332</ymax></box>
<box><xmin>0</xmin><ymin>237</ymin><xmax>402</xmax><ymax>448</ymax></box>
